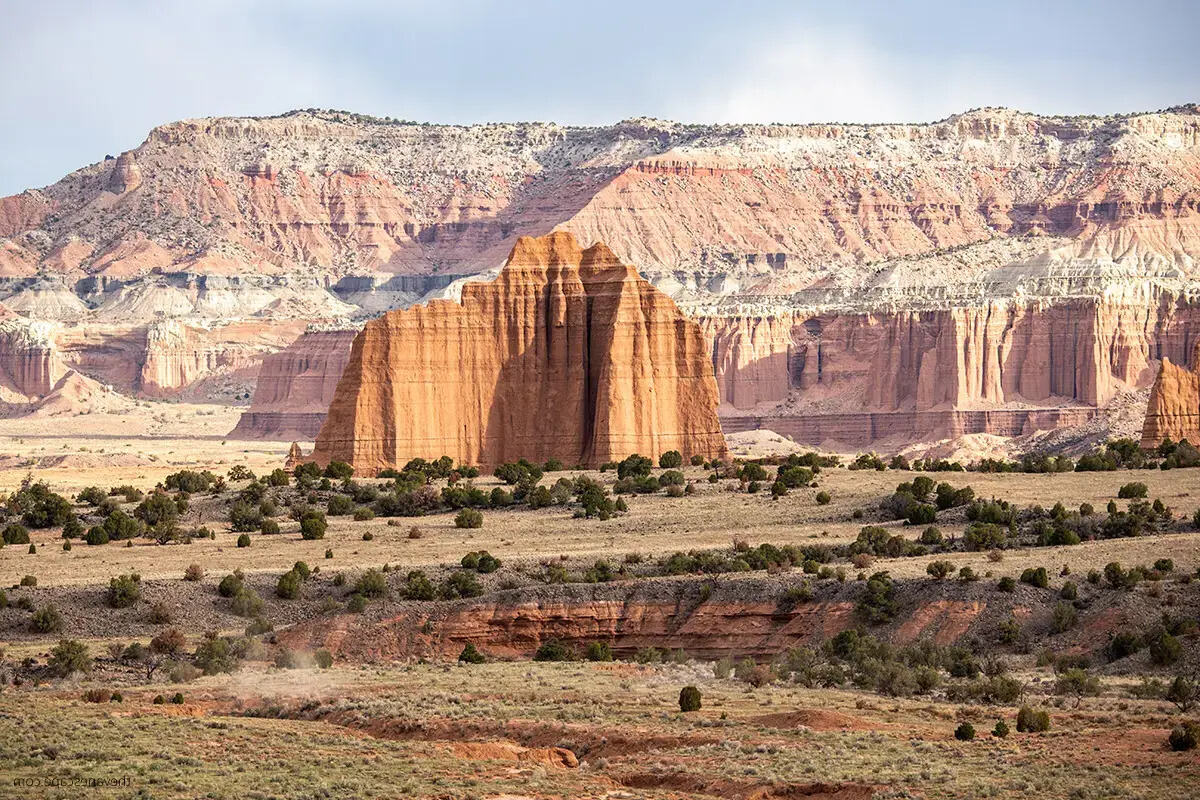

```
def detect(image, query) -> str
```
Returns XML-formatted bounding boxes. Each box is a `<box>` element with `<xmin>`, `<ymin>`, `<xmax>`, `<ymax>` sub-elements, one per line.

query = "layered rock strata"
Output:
<box><xmin>309</xmin><ymin>232</ymin><xmax>727</xmax><ymax>473</ymax></box>
<box><xmin>228</xmin><ymin>328</ymin><xmax>359</xmax><ymax>439</ymax></box>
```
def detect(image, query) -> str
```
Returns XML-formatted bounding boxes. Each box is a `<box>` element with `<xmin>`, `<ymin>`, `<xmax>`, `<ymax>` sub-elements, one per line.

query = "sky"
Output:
<box><xmin>1</xmin><ymin>0</ymin><xmax>1198</xmax><ymax>195</ymax></box>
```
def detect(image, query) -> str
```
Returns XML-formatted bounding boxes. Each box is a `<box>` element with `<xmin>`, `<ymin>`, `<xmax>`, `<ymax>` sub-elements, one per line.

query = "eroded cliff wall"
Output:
<box><xmin>702</xmin><ymin>290</ymin><xmax>1200</xmax><ymax>414</ymax></box>
<box><xmin>228</xmin><ymin>328</ymin><xmax>359</xmax><ymax>439</ymax></box>
<box><xmin>309</xmin><ymin>232</ymin><xmax>727</xmax><ymax>473</ymax></box>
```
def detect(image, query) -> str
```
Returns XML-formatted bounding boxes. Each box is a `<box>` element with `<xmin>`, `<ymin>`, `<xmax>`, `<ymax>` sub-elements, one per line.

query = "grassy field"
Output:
<box><xmin>3</xmin><ymin>660</ymin><xmax>1196</xmax><ymax>800</ymax></box>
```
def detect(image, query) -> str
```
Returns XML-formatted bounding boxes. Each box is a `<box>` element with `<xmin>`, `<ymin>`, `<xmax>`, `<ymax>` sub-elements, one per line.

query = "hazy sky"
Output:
<box><xmin>2</xmin><ymin>0</ymin><xmax>1197</xmax><ymax>195</ymax></box>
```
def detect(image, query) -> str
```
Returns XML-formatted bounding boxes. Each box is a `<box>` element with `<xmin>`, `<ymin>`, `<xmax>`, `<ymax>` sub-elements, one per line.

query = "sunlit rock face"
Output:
<box><xmin>310</xmin><ymin>232</ymin><xmax>728</xmax><ymax>474</ymax></box>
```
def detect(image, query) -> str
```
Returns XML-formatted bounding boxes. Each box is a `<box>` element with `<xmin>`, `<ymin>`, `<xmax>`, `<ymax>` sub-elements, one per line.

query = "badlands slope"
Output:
<box><xmin>2</xmin><ymin>106</ymin><xmax>1200</xmax><ymax>452</ymax></box>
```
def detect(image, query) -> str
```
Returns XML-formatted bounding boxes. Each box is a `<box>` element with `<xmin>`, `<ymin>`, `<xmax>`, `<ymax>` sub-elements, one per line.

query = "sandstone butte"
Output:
<box><xmin>308</xmin><ymin>232</ymin><xmax>727</xmax><ymax>474</ymax></box>
<box><xmin>1141</xmin><ymin>341</ymin><xmax>1200</xmax><ymax>447</ymax></box>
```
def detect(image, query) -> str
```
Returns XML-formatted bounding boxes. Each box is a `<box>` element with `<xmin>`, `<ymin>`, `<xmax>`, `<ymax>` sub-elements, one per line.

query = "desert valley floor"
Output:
<box><xmin>0</xmin><ymin>403</ymin><xmax>1197</xmax><ymax>799</ymax></box>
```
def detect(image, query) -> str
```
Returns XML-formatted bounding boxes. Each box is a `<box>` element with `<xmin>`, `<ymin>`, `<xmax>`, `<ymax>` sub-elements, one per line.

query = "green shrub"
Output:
<box><xmin>218</xmin><ymin>571</ymin><xmax>244</xmax><ymax>597</ymax></box>
<box><xmin>1015</xmin><ymin>706</ymin><xmax>1050</xmax><ymax>732</ymax></box>
<box><xmin>458</xmin><ymin>643</ymin><xmax>486</xmax><ymax>663</ymax></box>
<box><xmin>1169</xmin><ymin>722</ymin><xmax>1199</xmax><ymax>751</ymax></box>
<box><xmin>1149</xmin><ymin>631</ymin><xmax>1182</xmax><ymax>665</ymax></box>
<box><xmin>300</xmin><ymin>511</ymin><xmax>327</xmax><ymax>540</ymax></box>
<box><xmin>324</xmin><ymin>461</ymin><xmax>354</xmax><ymax>480</ymax></box>
<box><xmin>954</xmin><ymin>722</ymin><xmax>975</xmax><ymax>741</ymax></box>
<box><xmin>3</xmin><ymin>523</ymin><xmax>30</xmax><ymax>544</ymax></box>
<box><xmin>85</xmin><ymin>527</ymin><xmax>109</xmax><ymax>546</ymax></box>
<box><xmin>229</xmin><ymin>502</ymin><xmax>263</xmax><ymax>532</ymax></box>
<box><xmin>346</xmin><ymin>594</ymin><xmax>367</xmax><ymax>613</ymax></box>
<box><xmin>455</xmin><ymin>508</ymin><xmax>483</xmax><ymax>529</ymax></box>
<box><xmin>679</xmin><ymin>685</ymin><xmax>702</xmax><ymax>712</ymax></box>
<box><xmin>1019</xmin><ymin>567</ymin><xmax>1049</xmax><ymax>589</ymax></box>
<box><xmin>926</xmin><ymin>561</ymin><xmax>954</xmax><ymax>580</ymax></box>
<box><xmin>327</xmin><ymin>495</ymin><xmax>355</xmax><ymax>516</ymax></box>
<box><xmin>1051</xmin><ymin>601</ymin><xmax>1077</xmax><ymax>633</ymax></box>
<box><xmin>585</xmin><ymin>641</ymin><xmax>613</xmax><ymax>662</ymax></box>
<box><xmin>856</xmin><ymin>571</ymin><xmax>898</xmax><ymax>624</ymax></box>
<box><xmin>236</xmin><ymin>533</ymin><xmax>251</xmax><ymax>548</ymax></box>
<box><xmin>355</xmin><ymin>569</ymin><xmax>388</xmax><ymax>598</ymax></box>
<box><xmin>1117</xmin><ymin>482</ymin><xmax>1147</xmax><ymax>499</ymax></box>
<box><xmin>229</xmin><ymin>589</ymin><xmax>265</xmax><ymax>618</ymax></box>
<box><xmin>816</xmin><ymin>491</ymin><xmax>831</xmax><ymax>505</ymax></box>
<box><xmin>31</xmin><ymin>604</ymin><xmax>63</xmax><ymax>633</ymax></box>
<box><xmin>992</xmin><ymin>720</ymin><xmax>1010</xmax><ymax>738</ymax></box>
<box><xmin>617</xmin><ymin>454</ymin><xmax>654</xmax><ymax>479</ymax></box>
<box><xmin>48</xmin><ymin>639</ymin><xmax>92</xmax><ymax>676</ymax></box>
<box><xmin>403</xmin><ymin>570</ymin><xmax>435</xmax><ymax>600</ymax></box>
<box><xmin>659</xmin><ymin>450</ymin><xmax>683</xmax><ymax>469</ymax></box>
<box><xmin>20</xmin><ymin>574</ymin><xmax>36</xmax><ymax>587</ymax></box>
<box><xmin>276</xmin><ymin>570</ymin><xmax>302</xmax><ymax>600</ymax></box>
<box><xmin>107</xmin><ymin>574</ymin><xmax>141</xmax><ymax>608</ymax></box>
<box><xmin>533</xmin><ymin>639</ymin><xmax>572</xmax><ymax>662</ymax></box>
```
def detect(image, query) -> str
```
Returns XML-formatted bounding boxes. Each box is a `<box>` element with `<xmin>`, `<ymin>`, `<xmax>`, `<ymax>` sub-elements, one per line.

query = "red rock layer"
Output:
<box><xmin>1141</xmin><ymin>342</ymin><xmax>1200</xmax><ymax>446</ymax></box>
<box><xmin>309</xmin><ymin>232</ymin><xmax>727</xmax><ymax>473</ymax></box>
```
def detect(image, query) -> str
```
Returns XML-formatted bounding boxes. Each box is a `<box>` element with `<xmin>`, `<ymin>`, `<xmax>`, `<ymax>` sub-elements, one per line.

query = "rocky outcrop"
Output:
<box><xmin>310</xmin><ymin>232</ymin><xmax>727</xmax><ymax>473</ymax></box>
<box><xmin>1141</xmin><ymin>342</ymin><xmax>1200</xmax><ymax>446</ymax></box>
<box><xmin>0</xmin><ymin>319</ymin><xmax>66</xmax><ymax>402</ymax></box>
<box><xmin>228</xmin><ymin>328</ymin><xmax>358</xmax><ymax>439</ymax></box>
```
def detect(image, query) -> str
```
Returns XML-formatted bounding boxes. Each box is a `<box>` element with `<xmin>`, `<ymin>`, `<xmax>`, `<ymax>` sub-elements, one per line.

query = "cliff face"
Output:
<box><xmin>0</xmin><ymin>320</ymin><xmax>66</xmax><ymax>402</ymax></box>
<box><xmin>1141</xmin><ymin>342</ymin><xmax>1200</xmax><ymax>446</ymax></box>
<box><xmin>310</xmin><ymin>232</ymin><xmax>727</xmax><ymax>473</ymax></box>
<box><xmin>703</xmin><ymin>290</ymin><xmax>1200</xmax><ymax>414</ymax></box>
<box><xmin>228</xmin><ymin>328</ymin><xmax>359</xmax><ymax>439</ymax></box>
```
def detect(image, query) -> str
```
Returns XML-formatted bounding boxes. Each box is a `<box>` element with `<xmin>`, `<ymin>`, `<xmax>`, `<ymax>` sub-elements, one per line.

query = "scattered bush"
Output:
<box><xmin>679</xmin><ymin>685</ymin><xmax>702</xmax><ymax>712</ymax></box>
<box><xmin>454</xmin><ymin>508</ymin><xmax>483</xmax><ymax>529</ymax></box>
<box><xmin>585</xmin><ymin>641</ymin><xmax>613</xmax><ymax>662</ymax></box>
<box><xmin>107</xmin><ymin>573</ymin><xmax>142</xmax><ymax>608</ymax></box>
<box><xmin>218</xmin><ymin>571</ymin><xmax>244</xmax><ymax>598</ymax></box>
<box><xmin>954</xmin><ymin>722</ymin><xmax>975</xmax><ymax>741</ymax></box>
<box><xmin>533</xmin><ymin>639</ymin><xmax>573</xmax><ymax>662</ymax></box>
<box><xmin>1169</xmin><ymin>722</ymin><xmax>1199</xmax><ymax>752</ymax></box>
<box><xmin>993</xmin><ymin>720</ymin><xmax>1010</xmax><ymax>738</ymax></box>
<box><xmin>48</xmin><ymin>639</ymin><xmax>92</xmax><ymax>676</ymax></box>
<box><xmin>659</xmin><ymin>450</ymin><xmax>683</xmax><ymax>469</ymax></box>
<box><xmin>1015</xmin><ymin>706</ymin><xmax>1051</xmax><ymax>732</ymax></box>
<box><xmin>31</xmin><ymin>604</ymin><xmax>63</xmax><ymax>633</ymax></box>
<box><xmin>1117</xmin><ymin>482</ymin><xmax>1148</xmax><ymax>499</ymax></box>
<box><xmin>300</xmin><ymin>511</ymin><xmax>328</xmax><ymax>540</ymax></box>
<box><xmin>458</xmin><ymin>643</ymin><xmax>486</xmax><ymax>663</ymax></box>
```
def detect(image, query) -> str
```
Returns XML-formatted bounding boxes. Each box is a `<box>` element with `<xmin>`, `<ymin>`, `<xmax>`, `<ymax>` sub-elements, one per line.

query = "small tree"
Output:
<box><xmin>679</xmin><ymin>685</ymin><xmax>702</xmax><ymax>712</ymax></box>
<box><xmin>659</xmin><ymin>451</ymin><xmax>683</xmax><ymax>469</ymax></box>
<box><xmin>48</xmin><ymin>639</ymin><xmax>92</xmax><ymax>677</ymax></box>
<box><xmin>992</xmin><ymin>720</ymin><xmax>1010</xmax><ymax>738</ymax></box>
<box><xmin>954</xmin><ymin>722</ymin><xmax>975</xmax><ymax>741</ymax></box>
<box><xmin>1054</xmin><ymin>668</ymin><xmax>1101</xmax><ymax>707</ymax></box>
<box><xmin>1166</xmin><ymin>675</ymin><xmax>1197</xmax><ymax>712</ymax></box>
